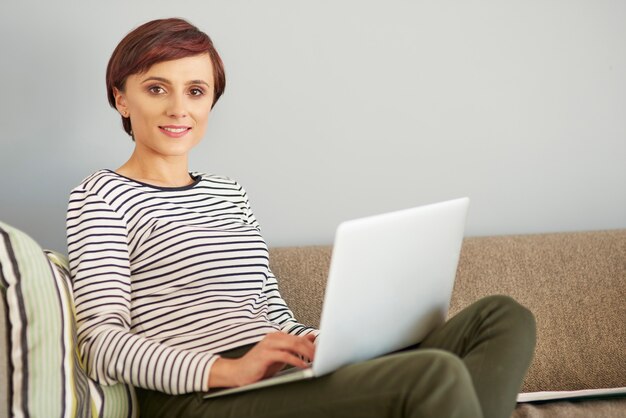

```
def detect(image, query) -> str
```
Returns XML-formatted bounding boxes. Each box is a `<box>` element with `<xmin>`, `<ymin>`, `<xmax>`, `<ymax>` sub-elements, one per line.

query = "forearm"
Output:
<box><xmin>279</xmin><ymin>320</ymin><xmax>320</xmax><ymax>338</ymax></box>
<box><xmin>82</xmin><ymin>325</ymin><xmax>217</xmax><ymax>394</ymax></box>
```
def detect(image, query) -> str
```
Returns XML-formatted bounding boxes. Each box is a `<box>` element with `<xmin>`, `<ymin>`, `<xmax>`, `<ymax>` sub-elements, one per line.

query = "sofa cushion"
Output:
<box><xmin>451</xmin><ymin>230</ymin><xmax>626</xmax><ymax>393</ymax></box>
<box><xmin>0</xmin><ymin>222</ymin><xmax>137</xmax><ymax>418</ymax></box>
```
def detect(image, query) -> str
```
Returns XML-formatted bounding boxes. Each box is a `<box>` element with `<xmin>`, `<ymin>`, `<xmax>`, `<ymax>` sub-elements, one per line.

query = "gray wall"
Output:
<box><xmin>1</xmin><ymin>0</ymin><xmax>625</xmax><ymax>252</ymax></box>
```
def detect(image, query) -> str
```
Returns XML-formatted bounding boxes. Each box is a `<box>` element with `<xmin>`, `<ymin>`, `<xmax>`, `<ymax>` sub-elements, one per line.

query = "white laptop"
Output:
<box><xmin>203</xmin><ymin>197</ymin><xmax>469</xmax><ymax>399</ymax></box>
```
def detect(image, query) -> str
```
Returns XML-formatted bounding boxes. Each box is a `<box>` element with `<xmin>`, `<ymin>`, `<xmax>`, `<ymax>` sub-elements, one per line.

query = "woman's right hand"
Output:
<box><xmin>208</xmin><ymin>332</ymin><xmax>316</xmax><ymax>388</ymax></box>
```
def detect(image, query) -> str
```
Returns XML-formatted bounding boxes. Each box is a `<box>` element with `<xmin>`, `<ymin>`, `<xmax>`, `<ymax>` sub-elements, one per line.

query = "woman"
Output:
<box><xmin>67</xmin><ymin>17</ymin><xmax>536</xmax><ymax>418</ymax></box>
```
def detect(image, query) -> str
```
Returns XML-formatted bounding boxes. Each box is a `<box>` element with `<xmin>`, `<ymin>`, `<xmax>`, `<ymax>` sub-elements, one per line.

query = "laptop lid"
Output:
<box><xmin>312</xmin><ymin>197</ymin><xmax>469</xmax><ymax>376</ymax></box>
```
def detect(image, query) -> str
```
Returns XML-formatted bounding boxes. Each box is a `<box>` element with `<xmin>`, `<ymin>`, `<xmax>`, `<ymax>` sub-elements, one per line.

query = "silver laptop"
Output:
<box><xmin>203</xmin><ymin>197</ymin><xmax>469</xmax><ymax>399</ymax></box>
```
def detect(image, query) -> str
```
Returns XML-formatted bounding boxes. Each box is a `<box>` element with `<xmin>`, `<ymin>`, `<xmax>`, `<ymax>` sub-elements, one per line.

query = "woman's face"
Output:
<box><xmin>113</xmin><ymin>53</ymin><xmax>215</xmax><ymax>159</ymax></box>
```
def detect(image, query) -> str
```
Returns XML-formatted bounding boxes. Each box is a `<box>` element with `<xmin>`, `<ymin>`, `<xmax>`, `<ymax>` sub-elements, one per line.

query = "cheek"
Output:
<box><xmin>129</xmin><ymin>101</ymin><xmax>161</xmax><ymax>125</ymax></box>
<box><xmin>194</xmin><ymin>104</ymin><xmax>213</xmax><ymax>125</ymax></box>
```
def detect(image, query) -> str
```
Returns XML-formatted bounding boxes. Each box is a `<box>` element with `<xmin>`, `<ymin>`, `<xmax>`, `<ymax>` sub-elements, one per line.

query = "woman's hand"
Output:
<box><xmin>209</xmin><ymin>332</ymin><xmax>316</xmax><ymax>388</ymax></box>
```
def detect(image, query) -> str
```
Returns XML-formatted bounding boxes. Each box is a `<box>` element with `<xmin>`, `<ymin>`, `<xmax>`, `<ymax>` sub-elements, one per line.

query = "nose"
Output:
<box><xmin>166</xmin><ymin>93</ymin><xmax>188</xmax><ymax>119</ymax></box>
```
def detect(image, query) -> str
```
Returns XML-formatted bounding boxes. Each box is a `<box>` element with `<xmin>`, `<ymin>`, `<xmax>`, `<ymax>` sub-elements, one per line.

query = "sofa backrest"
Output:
<box><xmin>269</xmin><ymin>229</ymin><xmax>626</xmax><ymax>393</ymax></box>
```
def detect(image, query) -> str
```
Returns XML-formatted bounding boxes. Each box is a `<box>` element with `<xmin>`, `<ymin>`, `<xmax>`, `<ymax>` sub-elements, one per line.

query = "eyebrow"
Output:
<box><xmin>141</xmin><ymin>76</ymin><xmax>211</xmax><ymax>87</ymax></box>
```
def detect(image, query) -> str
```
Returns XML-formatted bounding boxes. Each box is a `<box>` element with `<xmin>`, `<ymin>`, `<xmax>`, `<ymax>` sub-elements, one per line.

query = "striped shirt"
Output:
<box><xmin>67</xmin><ymin>169</ymin><xmax>318</xmax><ymax>395</ymax></box>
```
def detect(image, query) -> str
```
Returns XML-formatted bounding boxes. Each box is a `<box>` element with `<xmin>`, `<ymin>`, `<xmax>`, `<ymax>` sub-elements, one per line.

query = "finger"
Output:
<box><xmin>262</xmin><ymin>333</ymin><xmax>316</xmax><ymax>360</ymax></box>
<box><xmin>260</xmin><ymin>335</ymin><xmax>314</xmax><ymax>362</ymax></box>
<box><xmin>292</xmin><ymin>335</ymin><xmax>316</xmax><ymax>362</ymax></box>
<box><xmin>265</xmin><ymin>350</ymin><xmax>310</xmax><ymax>370</ymax></box>
<box><xmin>303</xmin><ymin>335</ymin><xmax>316</xmax><ymax>361</ymax></box>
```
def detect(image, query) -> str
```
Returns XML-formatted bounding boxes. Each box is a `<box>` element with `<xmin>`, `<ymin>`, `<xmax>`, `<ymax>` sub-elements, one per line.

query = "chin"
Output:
<box><xmin>164</xmin><ymin>148</ymin><xmax>194</xmax><ymax>157</ymax></box>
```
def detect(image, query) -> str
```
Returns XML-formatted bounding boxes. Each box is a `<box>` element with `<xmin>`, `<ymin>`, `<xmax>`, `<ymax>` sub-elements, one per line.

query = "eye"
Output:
<box><xmin>148</xmin><ymin>85</ymin><xmax>166</xmax><ymax>95</ymax></box>
<box><xmin>189</xmin><ymin>87</ymin><xmax>205</xmax><ymax>97</ymax></box>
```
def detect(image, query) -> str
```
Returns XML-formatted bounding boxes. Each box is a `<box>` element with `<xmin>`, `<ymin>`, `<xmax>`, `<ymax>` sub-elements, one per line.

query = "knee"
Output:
<box><xmin>396</xmin><ymin>349</ymin><xmax>470</xmax><ymax>384</ymax></box>
<box><xmin>432</xmin><ymin>350</ymin><xmax>467</xmax><ymax>372</ymax></box>
<box><xmin>383</xmin><ymin>350</ymin><xmax>481</xmax><ymax>416</ymax></box>
<box><xmin>421</xmin><ymin>350</ymin><xmax>473</xmax><ymax>387</ymax></box>
<box><xmin>419</xmin><ymin>351</ymin><xmax>479</xmax><ymax>408</ymax></box>
<box><xmin>479</xmin><ymin>295</ymin><xmax>536</xmax><ymax>340</ymax></box>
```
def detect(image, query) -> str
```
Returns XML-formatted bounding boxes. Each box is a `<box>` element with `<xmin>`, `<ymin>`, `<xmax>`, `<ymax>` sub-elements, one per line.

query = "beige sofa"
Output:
<box><xmin>269</xmin><ymin>229</ymin><xmax>626</xmax><ymax>418</ymax></box>
<box><xmin>1</xmin><ymin>228</ymin><xmax>625</xmax><ymax>417</ymax></box>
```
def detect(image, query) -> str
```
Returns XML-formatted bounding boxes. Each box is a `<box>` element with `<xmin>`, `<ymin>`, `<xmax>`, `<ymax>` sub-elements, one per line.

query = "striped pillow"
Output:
<box><xmin>0</xmin><ymin>222</ymin><xmax>138</xmax><ymax>418</ymax></box>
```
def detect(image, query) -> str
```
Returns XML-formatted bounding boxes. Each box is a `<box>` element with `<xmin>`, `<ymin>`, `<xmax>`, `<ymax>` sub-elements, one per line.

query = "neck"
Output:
<box><xmin>116</xmin><ymin>149</ymin><xmax>193</xmax><ymax>188</ymax></box>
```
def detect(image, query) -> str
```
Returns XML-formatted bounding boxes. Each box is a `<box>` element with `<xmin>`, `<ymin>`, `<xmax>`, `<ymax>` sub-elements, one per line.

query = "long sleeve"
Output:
<box><xmin>67</xmin><ymin>186</ymin><xmax>218</xmax><ymax>395</ymax></box>
<box><xmin>238</xmin><ymin>185</ymin><xmax>319</xmax><ymax>338</ymax></box>
<box><xmin>263</xmin><ymin>268</ymin><xmax>319</xmax><ymax>338</ymax></box>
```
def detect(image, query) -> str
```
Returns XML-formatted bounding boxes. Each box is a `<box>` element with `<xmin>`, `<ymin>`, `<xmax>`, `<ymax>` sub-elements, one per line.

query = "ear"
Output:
<box><xmin>113</xmin><ymin>87</ymin><xmax>129</xmax><ymax>116</ymax></box>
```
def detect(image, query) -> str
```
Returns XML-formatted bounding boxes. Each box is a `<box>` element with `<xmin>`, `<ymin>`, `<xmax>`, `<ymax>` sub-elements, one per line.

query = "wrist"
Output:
<box><xmin>208</xmin><ymin>357</ymin><xmax>238</xmax><ymax>388</ymax></box>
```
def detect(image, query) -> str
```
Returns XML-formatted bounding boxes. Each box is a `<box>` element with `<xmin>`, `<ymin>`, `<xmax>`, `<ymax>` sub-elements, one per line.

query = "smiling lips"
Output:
<box><xmin>159</xmin><ymin>125</ymin><xmax>192</xmax><ymax>138</ymax></box>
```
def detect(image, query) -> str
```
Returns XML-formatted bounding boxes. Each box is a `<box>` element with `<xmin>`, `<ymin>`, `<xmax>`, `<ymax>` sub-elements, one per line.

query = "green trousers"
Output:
<box><xmin>136</xmin><ymin>295</ymin><xmax>535</xmax><ymax>418</ymax></box>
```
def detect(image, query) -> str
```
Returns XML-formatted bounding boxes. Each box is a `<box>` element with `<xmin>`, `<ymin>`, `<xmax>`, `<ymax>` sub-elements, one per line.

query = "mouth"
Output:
<box><xmin>159</xmin><ymin>125</ymin><xmax>192</xmax><ymax>138</ymax></box>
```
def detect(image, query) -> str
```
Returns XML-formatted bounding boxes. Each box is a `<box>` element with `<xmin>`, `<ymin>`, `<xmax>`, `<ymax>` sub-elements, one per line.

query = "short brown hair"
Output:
<box><xmin>106</xmin><ymin>18</ymin><xmax>226</xmax><ymax>137</ymax></box>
